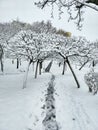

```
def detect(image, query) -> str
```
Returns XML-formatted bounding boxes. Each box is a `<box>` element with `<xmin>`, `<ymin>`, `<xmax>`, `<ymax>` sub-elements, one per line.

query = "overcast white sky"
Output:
<box><xmin>0</xmin><ymin>0</ymin><xmax>98</xmax><ymax>41</ymax></box>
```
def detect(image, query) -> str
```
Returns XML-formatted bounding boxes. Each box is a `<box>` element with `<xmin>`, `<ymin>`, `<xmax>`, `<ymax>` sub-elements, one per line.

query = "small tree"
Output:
<box><xmin>7</xmin><ymin>30</ymin><xmax>52</xmax><ymax>87</ymax></box>
<box><xmin>51</xmin><ymin>35</ymin><xmax>91</xmax><ymax>88</ymax></box>
<box><xmin>7</xmin><ymin>30</ymin><xmax>35</xmax><ymax>88</ymax></box>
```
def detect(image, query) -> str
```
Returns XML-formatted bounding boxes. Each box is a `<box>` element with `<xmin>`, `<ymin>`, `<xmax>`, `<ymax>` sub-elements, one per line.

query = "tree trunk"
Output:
<box><xmin>62</xmin><ymin>60</ymin><xmax>66</xmax><ymax>75</ymax></box>
<box><xmin>45</xmin><ymin>60</ymin><xmax>53</xmax><ymax>72</ymax></box>
<box><xmin>12</xmin><ymin>60</ymin><xmax>14</xmax><ymax>64</ymax></box>
<box><xmin>59</xmin><ymin>62</ymin><xmax>61</xmax><ymax>67</ymax></box>
<box><xmin>66</xmin><ymin>57</ymin><xmax>80</xmax><ymax>88</ymax></box>
<box><xmin>32</xmin><ymin>62</ymin><xmax>35</xmax><ymax>72</ymax></box>
<box><xmin>39</xmin><ymin>61</ymin><xmax>42</xmax><ymax>75</ymax></box>
<box><xmin>35</xmin><ymin>60</ymin><xmax>39</xmax><ymax>79</ymax></box>
<box><xmin>0</xmin><ymin>58</ymin><xmax>3</xmax><ymax>72</ymax></box>
<box><xmin>0</xmin><ymin>45</ymin><xmax>4</xmax><ymax>72</ymax></box>
<box><xmin>23</xmin><ymin>60</ymin><xmax>32</xmax><ymax>89</ymax></box>
<box><xmin>20</xmin><ymin>59</ymin><xmax>21</xmax><ymax>66</ymax></box>
<box><xmin>16</xmin><ymin>58</ymin><xmax>19</xmax><ymax>69</ymax></box>
<box><xmin>92</xmin><ymin>60</ymin><xmax>95</xmax><ymax>67</ymax></box>
<box><xmin>89</xmin><ymin>87</ymin><xmax>92</xmax><ymax>92</ymax></box>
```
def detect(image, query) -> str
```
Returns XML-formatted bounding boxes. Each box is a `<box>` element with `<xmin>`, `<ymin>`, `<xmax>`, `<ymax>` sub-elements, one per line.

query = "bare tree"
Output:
<box><xmin>7</xmin><ymin>30</ymin><xmax>52</xmax><ymax>87</ymax></box>
<box><xmin>51</xmin><ymin>35</ymin><xmax>91</xmax><ymax>88</ymax></box>
<box><xmin>35</xmin><ymin>0</ymin><xmax>98</xmax><ymax>28</ymax></box>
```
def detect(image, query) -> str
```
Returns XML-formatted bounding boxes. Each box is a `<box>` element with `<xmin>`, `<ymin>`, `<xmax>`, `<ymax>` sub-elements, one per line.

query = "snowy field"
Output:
<box><xmin>0</xmin><ymin>59</ymin><xmax>98</xmax><ymax>130</ymax></box>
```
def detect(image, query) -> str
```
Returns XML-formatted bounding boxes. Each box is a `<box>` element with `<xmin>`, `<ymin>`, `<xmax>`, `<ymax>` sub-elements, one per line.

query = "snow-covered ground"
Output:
<box><xmin>51</xmin><ymin>62</ymin><xmax>98</xmax><ymax>130</ymax></box>
<box><xmin>0</xmin><ymin>59</ymin><xmax>98</xmax><ymax>130</ymax></box>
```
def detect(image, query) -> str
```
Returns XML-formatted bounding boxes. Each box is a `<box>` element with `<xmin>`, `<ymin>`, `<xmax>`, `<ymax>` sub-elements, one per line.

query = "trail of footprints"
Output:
<box><xmin>27</xmin><ymin>76</ymin><xmax>97</xmax><ymax>130</ymax></box>
<box><xmin>42</xmin><ymin>75</ymin><xmax>59</xmax><ymax>130</ymax></box>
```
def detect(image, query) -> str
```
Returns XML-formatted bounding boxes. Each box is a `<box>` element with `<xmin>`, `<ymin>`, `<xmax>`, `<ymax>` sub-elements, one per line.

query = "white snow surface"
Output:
<box><xmin>0</xmin><ymin>59</ymin><xmax>98</xmax><ymax>130</ymax></box>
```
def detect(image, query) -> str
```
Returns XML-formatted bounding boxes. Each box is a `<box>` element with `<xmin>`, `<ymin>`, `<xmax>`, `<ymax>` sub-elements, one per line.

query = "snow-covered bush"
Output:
<box><xmin>84</xmin><ymin>69</ymin><xmax>98</xmax><ymax>95</ymax></box>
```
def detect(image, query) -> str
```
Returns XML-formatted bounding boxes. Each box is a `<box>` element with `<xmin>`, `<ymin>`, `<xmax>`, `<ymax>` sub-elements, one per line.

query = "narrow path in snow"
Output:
<box><xmin>54</xmin><ymin>76</ymin><xmax>98</xmax><ymax>130</ymax></box>
<box><xmin>42</xmin><ymin>74</ymin><xmax>59</xmax><ymax>130</ymax></box>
